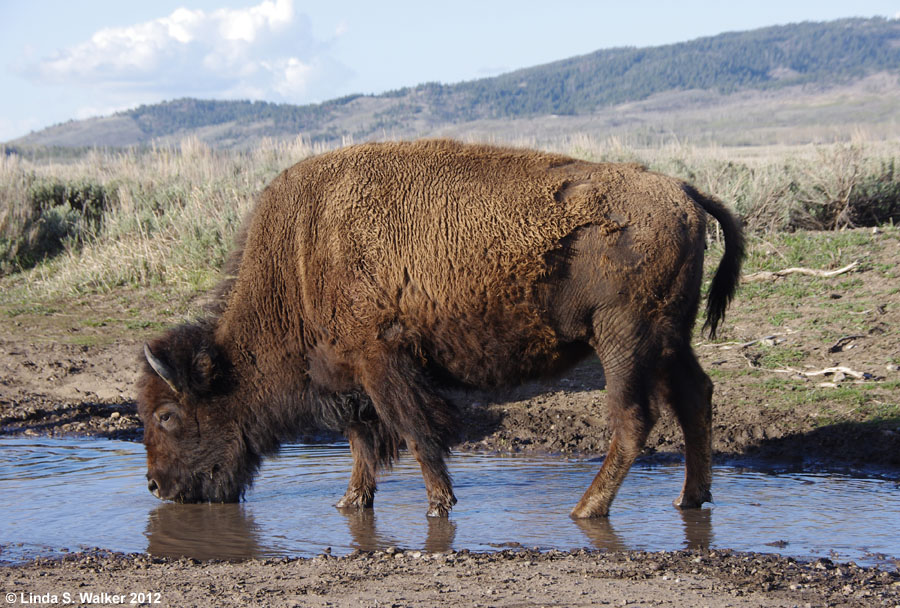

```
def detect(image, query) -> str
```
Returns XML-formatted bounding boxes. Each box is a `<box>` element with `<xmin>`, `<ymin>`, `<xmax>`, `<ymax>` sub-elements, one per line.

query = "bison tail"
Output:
<box><xmin>683</xmin><ymin>184</ymin><xmax>745</xmax><ymax>340</ymax></box>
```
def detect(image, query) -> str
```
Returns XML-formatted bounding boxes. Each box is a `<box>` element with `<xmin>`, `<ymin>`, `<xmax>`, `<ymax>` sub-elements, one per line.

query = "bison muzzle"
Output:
<box><xmin>137</xmin><ymin>139</ymin><xmax>744</xmax><ymax>518</ymax></box>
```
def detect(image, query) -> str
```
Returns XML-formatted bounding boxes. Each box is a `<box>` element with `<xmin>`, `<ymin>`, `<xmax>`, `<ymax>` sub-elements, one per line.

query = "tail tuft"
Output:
<box><xmin>682</xmin><ymin>184</ymin><xmax>745</xmax><ymax>339</ymax></box>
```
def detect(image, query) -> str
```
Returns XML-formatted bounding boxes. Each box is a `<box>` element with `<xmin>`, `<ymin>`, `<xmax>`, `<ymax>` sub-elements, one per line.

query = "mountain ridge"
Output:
<box><xmin>8</xmin><ymin>17</ymin><xmax>900</xmax><ymax>149</ymax></box>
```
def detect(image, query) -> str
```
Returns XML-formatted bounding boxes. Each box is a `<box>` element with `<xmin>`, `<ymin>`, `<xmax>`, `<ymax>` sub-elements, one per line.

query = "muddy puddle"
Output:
<box><xmin>1</xmin><ymin>437</ymin><xmax>898</xmax><ymax>567</ymax></box>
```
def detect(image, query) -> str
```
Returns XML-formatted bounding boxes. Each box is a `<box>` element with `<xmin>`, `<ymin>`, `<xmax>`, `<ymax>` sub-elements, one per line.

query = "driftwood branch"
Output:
<box><xmin>828</xmin><ymin>335</ymin><xmax>864</xmax><ymax>353</ymax></box>
<box><xmin>704</xmin><ymin>330</ymin><xmax>795</xmax><ymax>350</ymax></box>
<box><xmin>743</xmin><ymin>261</ymin><xmax>859</xmax><ymax>283</ymax></box>
<box><xmin>770</xmin><ymin>366</ymin><xmax>875</xmax><ymax>381</ymax></box>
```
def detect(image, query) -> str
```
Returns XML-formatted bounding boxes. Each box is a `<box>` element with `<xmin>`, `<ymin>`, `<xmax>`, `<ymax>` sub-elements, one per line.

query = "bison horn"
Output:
<box><xmin>144</xmin><ymin>343</ymin><xmax>180</xmax><ymax>394</ymax></box>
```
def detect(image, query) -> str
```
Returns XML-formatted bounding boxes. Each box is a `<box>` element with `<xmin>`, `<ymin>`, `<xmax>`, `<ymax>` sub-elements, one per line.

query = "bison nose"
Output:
<box><xmin>147</xmin><ymin>478</ymin><xmax>161</xmax><ymax>498</ymax></box>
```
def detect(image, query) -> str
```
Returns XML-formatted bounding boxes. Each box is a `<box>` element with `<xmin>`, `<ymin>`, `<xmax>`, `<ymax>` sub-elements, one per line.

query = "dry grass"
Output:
<box><xmin>1</xmin><ymin>136</ymin><xmax>321</xmax><ymax>297</ymax></box>
<box><xmin>1</xmin><ymin>136</ymin><xmax>898</xmax><ymax>302</ymax></box>
<box><xmin>540</xmin><ymin>134</ymin><xmax>900</xmax><ymax>234</ymax></box>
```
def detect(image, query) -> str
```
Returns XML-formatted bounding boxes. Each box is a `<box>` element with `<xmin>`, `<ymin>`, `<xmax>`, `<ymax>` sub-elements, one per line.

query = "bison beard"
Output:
<box><xmin>136</xmin><ymin>139</ymin><xmax>743</xmax><ymax>518</ymax></box>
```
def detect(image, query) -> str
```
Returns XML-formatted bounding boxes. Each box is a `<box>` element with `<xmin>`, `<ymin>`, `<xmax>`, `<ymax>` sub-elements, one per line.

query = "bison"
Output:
<box><xmin>137</xmin><ymin>139</ymin><xmax>743</xmax><ymax>518</ymax></box>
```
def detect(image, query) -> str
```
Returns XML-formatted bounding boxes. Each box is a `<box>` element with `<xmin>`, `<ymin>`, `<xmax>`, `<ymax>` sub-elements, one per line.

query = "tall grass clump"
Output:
<box><xmin>0</xmin><ymin>174</ymin><xmax>111</xmax><ymax>274</ymax></box>
<box><xmin>553</xmin><ymin>136</ymin><xmax>900</xmax><ymax>234</ymax></box>
<box><xmin>0</xmin><ymin>136</ymin><xmax>318</xmax><ymax>297</ymax></box>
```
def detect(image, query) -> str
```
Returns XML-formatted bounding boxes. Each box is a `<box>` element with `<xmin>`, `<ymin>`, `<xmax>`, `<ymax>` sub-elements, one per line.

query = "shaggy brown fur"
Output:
<box><xmin>137</xmin><ymin>139</ymin><xmax>744</xmax><ymax>518</ymax></box>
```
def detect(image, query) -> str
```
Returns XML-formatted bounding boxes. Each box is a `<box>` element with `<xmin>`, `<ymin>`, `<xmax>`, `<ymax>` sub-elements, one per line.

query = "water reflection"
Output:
<box><xmin>680</xmin><ymin>508</ymin><xmax>713</xmax><ymax>550</ymax></box>
<box><xmin>337</xmin><ymin>507</ymin><xmax>381</xmax><ymax>551</ymax></box>
<box><xmin>2</xmin><ymin>437</ymin><xmax>899</xmax><ymax>567</ymax></box>
<box><xmin>144</xmin><ymin>501</ymin><xmax>460</xmax><ymax>560</ymax></box>
<box><xmin>424</xmin><ymin>517</ymin><xmax>457</xmax><ymax>553</ymax></box>
<box><xmin>335</xmin><ymin>508</ymin><xmax>457</xmax><ymax>553</ymax></box>
<box><xmin>145</xmin><ymin>503</ymin><xmax>263</xmax><ymax>560</ymax></box>
<box><xmin>572</xmin><ymin>508</ymin><xmax>712</xmax><ymax>553</ymax></box>
<box><xmin>572</xmin><ymin>517</ymin><xmax>627</xmax><ymax>552</ymax></box>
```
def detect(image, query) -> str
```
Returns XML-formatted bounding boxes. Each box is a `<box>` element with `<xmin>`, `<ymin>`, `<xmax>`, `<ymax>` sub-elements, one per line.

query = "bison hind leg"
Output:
<box><xmin>570</xmin><ymin>313</ymin><xmax>661</xmax><ymax>519</ymax></box>
<box><xmin>657</xmin><ymin>351</ymin><xmax>713</xmax><ymax>509</ymax></box>
<box><xmin>570</xmin><ymin>364</ymin><xmax>658</xmax><ymax>518</ymax></box>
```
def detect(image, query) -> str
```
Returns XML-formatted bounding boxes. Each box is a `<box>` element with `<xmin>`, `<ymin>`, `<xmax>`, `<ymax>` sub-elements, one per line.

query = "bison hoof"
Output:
<box><xmin>426</xmin><ymin>502</ymin><xmax>452</xmax><ymax>518</ymax></box>
<box><xmin>569</xmin><ymin>504</ymin><xmax>610</xmax><ymax>519</ymax></box>
<box><xmin>673</xmin><ymin>489</ymin><xmax>712</xmax><ymax>509</ymax></box>
<box><xmin>336</xmin><ymin>490</ymin><xmax>374</xmax><ymax>509</ymax></box>
<box><xmin>425</xmin><ymin>493</ymin><xmax>457</xmax><ymax>518</ymax></box>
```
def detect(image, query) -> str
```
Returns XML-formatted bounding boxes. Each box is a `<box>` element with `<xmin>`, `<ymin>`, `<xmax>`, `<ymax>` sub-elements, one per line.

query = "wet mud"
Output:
<box><xmin>2</xmin><ymin>547</ymin><xmax>898</xmax><ymax>608</ymax></box>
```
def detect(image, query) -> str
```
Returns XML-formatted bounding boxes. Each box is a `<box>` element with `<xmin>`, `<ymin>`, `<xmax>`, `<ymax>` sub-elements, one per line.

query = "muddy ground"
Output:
<box><xmin>1</xmin><ymin>228</ymin><xmax>899</xmax><ymax>605</ymax></box>
<box><xmin>3</xmin><ymin>548</ymin><xmax>899</xmax><ymax>608</ymax></box>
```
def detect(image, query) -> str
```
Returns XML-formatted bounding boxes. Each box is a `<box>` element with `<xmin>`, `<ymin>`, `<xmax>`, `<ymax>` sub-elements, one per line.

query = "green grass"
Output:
<box><xmin>741</xmin><ymin>230</ymin><xmax>883</xmax><ymax>274</ymax></box>
<box><xmin>767</xmin><ymin>310</ymin><xmax>803</xmax><ymax>327</ymax></box>
<box><xmin>755</xmin><ymin>375</ymin><xmax>899</xmax><ymax>424</ymax></box>
<box><xmin>736</xmin><ymin>278</ymin><xmax>822</xmax><ymax>304</ymax></box>
<box><xmin>81</xmin><ymin>318</ymin><xmax>111</xmax><ymax>328</ymax></box>
<box><xmin>756</xmin><ymin>346</ymin><xmax>807</xmax><ymax>368</ymax></box>
<box><xmin>124</xmin><ymin>319</ymin><xmax>165</xmax><ymax>331</ymax></box>
<box><xmin>4</xmin><ymin>304</ymin><xmax>61</xmax><ymax>317</ymax></box>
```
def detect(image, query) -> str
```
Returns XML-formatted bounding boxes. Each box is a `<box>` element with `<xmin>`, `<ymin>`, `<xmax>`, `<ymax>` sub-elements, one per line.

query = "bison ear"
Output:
<box><xmin>144</xmin><ymin>343</ymin><xmax>181</xmax><ymax>395</ymax></box>
<box><xmin>190</xmin><ymin>350</ymin><xmax>216</xmax><ymax>394</ymax></box>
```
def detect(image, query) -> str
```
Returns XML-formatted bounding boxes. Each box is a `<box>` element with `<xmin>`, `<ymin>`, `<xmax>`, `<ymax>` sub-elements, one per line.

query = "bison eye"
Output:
<box><xmin>155</xmin><ymin>407</ymin><xmax>179</xmax><ymax>430</ymax></box>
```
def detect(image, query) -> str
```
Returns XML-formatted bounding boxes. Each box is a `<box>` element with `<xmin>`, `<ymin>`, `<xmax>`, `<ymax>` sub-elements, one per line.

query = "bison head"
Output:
<box><xmin>137</xmin><ymin>323</ymin><xmax>258</xmax><ymax>503</ymax></box>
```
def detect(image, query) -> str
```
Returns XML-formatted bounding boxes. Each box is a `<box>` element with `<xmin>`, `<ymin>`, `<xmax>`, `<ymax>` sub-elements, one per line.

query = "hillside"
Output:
<box><xmin>8</xmin><ymin>17</ymin><xmax>900</xmax><ymax>149</ymax></box>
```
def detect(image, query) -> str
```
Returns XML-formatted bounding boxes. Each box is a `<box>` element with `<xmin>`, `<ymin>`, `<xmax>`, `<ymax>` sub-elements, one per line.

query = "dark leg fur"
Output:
<box><xmin>336</xmin><ymin>425</ymin><xmax>380</xmax><ymax>509</ymax></box>
<box><xmin>571</xmin><ymin>312</ymin><xmax>659</xmax><ymax>518</ymax></box>
<box><xmin>407</xmin><ymin>438</ymin><xmax>457</xmax><ymax>517</ymax></box>
<box><xmin>571</xmin><ymin>366</ymin><xmax>657</xmax><ymax>518</ymax></box>
<box><xmin>659</xmin><ymin>353</ymin><xmax>714</xmax><ymax>508</ymax></box>
<box><xmin>358</xmin><ymin>346</ymin><xmax>459</xmax><ymax>517</ymax></box>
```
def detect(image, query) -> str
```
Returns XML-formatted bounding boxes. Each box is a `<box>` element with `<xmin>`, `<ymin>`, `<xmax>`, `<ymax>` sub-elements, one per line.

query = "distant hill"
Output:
<box><xmin>9</xmin><ymin>17</ymin><xmax>900</xmax><ymax>149</ymax></box>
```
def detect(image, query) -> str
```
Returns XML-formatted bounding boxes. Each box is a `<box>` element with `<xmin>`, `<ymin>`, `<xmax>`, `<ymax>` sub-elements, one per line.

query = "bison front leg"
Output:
<box><xmin>407</xmin><ymin>437</ymin><xmax>457</xmax><ymax>517</ymax></box>
<box><xmin>358</xmin><ymin>346</ymin><xmax>460</xmax><ymax>517</ymax></box>
<box><xmin>336</xmin><ymin>424</ymin><xmax>381</xmax><ymax>509</ymax></box>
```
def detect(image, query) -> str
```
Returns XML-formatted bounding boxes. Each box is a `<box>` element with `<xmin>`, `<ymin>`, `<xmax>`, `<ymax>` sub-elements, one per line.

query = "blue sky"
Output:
<box><xmin>2</xmin><ymin>0</ymin><xmax>899</xmax><ymax>142</ymax></box>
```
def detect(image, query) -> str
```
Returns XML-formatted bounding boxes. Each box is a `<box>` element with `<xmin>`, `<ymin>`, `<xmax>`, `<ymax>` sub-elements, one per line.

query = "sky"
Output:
<box><xmin>1</xmin><ymin>0</ymin><xmax>899</xmax><ymax>142</ymax></box>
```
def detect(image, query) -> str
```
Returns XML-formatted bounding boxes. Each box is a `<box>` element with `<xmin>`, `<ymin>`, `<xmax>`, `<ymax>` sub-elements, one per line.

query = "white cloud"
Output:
<box><xmin>273</xmin><ymin>57</ymin><xmax>315</xmax><ymax>97</ymax></box>
<box><xmin>23</xmin><ymin>0</ymin><xmax>350</xmax><ymax>105</ymax></box>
